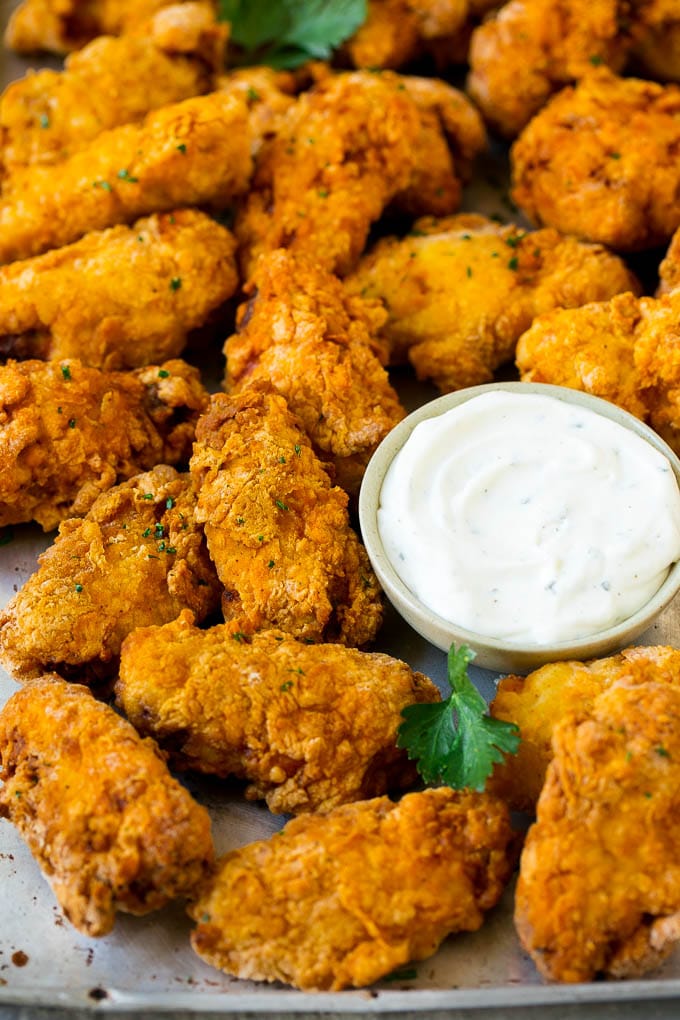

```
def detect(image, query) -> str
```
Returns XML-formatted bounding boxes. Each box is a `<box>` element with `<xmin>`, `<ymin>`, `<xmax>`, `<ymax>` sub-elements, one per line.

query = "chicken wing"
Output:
<box><xmin>0</xmin><ymin>210</ymin><xmax>238</xmax><ymax>370</ymax></box>
<box><xmin>0</xmin><ymin>676</ymin><xmax>214</xmax><ymax>937</ymax></box>
<box><xmin>515</xmin><ymin>680</ymin><xmax>680</xmax><ymax>981</ymax></box>
<box><xmin>345</xmin><ymin>213</ymin><xmax>639</xmax><ymax>392</ymax></box>
<box><xmin>189</xmin><ymin>788</ymin><xmax>515</xmax><ymax>990</ymax></box>
<box><xmin>0</xmin><ymin>90</ymin><xmax>252</xmax><ymax>264</ymax></box>
<box><xmin>189</xmin><ymin>387</ymin><xmax>383</xmax><ymax>645</ymax></box>
<box><xmin>0</xmin><ymin>465</ymin><xmax>222</xmax><ymax>682</ymax></box>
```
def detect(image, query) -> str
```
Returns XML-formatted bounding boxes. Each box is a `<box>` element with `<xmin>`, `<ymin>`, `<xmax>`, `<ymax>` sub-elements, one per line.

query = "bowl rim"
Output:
<box><xmin>358</xmin><ymin>381</ymin><xmax>680</xmax><ymax>667</ymax></box>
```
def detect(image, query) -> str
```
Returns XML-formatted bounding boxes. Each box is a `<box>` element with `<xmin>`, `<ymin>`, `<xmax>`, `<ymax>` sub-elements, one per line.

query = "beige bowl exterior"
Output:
<box><xmin>359</xmin><ymin>382</ymin><xmax>680</xmax><ymax>673</ymax></box>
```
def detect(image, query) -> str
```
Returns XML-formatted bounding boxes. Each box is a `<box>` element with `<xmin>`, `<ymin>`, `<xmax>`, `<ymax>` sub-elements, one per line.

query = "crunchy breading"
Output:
<box><xmin>190</xmin><ymin>387</ymin><xmax>383</xmax><ymax>646</ymax></box>
<box><xmin>189</xmin><ymin>788</ymin><xmax>516</xmax><ymax>990</ymax></box>
<box><xmin>0</xmin><ymin>466</ymin><xmax>222</xmax><ymax>682</ymax></box>
<box><xmin>0</xmin><ymin>210</ymin><xmax>238</xmax><ymax>370</ymax></box>
<box><xmin>216</xmin><ymin>67</ymin><xmax>297</xmax><ymax>156</ymax></box>
<box><xmin>346</xmin><ymin>213</ymin><xmax>639</xmax><ymax>392</ymax></box>
<box><xmin>0</xmin><ymin>676</ymin><xmax>214</xmax><ymax>937</ymax></box>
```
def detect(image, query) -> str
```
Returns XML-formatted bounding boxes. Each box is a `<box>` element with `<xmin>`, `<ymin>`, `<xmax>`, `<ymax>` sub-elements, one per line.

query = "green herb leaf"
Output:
<box><xmin>397</xmin><ymin>644</ymin><xmax>520</xmax><ymax>792</ymax></box>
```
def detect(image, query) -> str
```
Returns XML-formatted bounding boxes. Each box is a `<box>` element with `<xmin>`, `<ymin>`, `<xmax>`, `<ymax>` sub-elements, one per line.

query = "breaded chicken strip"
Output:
<box><xmin>225</xmin><ymin>249</ymin><xmax>404</xmax><ymax>496</ymax></box>
<box><xmin>345</xmin><ymin>213</ymin><xmax>638</xmax><ymax>392</ymax></box>
<box><xmin>0</xmin><ymin>4</ymin><xmax>226</xmax><ymax>176</ymax></box>
<box><xmin>489</xmin><ymin>646</ymin><xmax>680</xmax><ymax>812</ymax></box>
<box><xmin>0</xmin><ymin>211</ymin><xmax>238</xmax><ymax>370</ymax></box>
<box><xmin>190</xmin><ymin>388</ymin><xmax>383</xmax><ymax>646</ymax></box>
<box><xmin>216</xmin><ymin>68</ymin><xmax>297</xmax><ymax>156</ymax></box>
<box><xmin>189</xmin><ymin>788</ymin><xmax>515</xmax><ymax>990</ymax></box>
<box><xmin>235</xmin><ymin>71</ymin><xmax>485</xmax><ymax>278</ymax></box>
<box><xmin>0</xmin><ymin>358</ymin><xmax>208</xmax><ymax>530</ymax></box>
<box><xmin>511</xmin><ymin>70</ymin><xmax>680</xmax><ymax>251</ymax></box>
<box><xmin>0</xmin><ymin>91</ymin><xmax>252</xmax><ymax>265</ymax></box>
<box><xmin>515</xmin><ymin>681</ymin><xmax>680</xmax><ymax>981</ymax></box>
<box><xmin>117</xmin><ymin>610</ymin><xmax>440</xmax><ymax>814</ymax></box>
<box><xmin>0</xmin><ymin>466</ymin><xmax>221</xmax><ymax>682</ymax></box>
<box><xmin>0</xmin><ymin>677</ymin><xmax>214</xmax><ymax>937</ymax></box>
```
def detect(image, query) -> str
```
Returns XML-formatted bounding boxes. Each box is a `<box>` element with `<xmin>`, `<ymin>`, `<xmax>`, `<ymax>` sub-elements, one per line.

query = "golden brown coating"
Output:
<box><xmin>0</xmin><ymin>4</ymin><xmax>226</xmax><ymax>176</ymax></box>
<box><xmin>490</xmin><ymin>645</ymin><xmax>680</xmax><ymax>812</ymax></box>
<box><xmin>224</xmin><ymin>249</ymin><xmax>404</xmax><ymax>496</ymax></box>
<box><xmin>515</xmin><ymin>681</ymin><xmax>680</xmax><ymax>982</ymax></box>
<box><xmin>631</xmin><ymin>0</ymin><xmax>680</xmax><ymax>81</ymax></box>
<box><xmin>0</xmin><ymin>466</ymin><xmax>222</xmax><ymax>682</ymax></box>
<box><xmin>189</xmin><ymin>388</ymin><xmax>383</xmax><ymax>646</ymax></box>
<box><xmin>511</xmin><ymin>70</ymin><xmax>680</xmax><ymax>251</ymax></box>
<box><xmin>116</xmin><ymin>609</ymin><xmax>440</xmax><ymax>814</ymax></box>
<box><xmin>516</xmin><ymin>289</ymin><xmax>680</xmax><ymax>455</ymax></box>
<box><xmin>216</xmin><ymin>67</ymin><xmax>297</xmax><ymax>156</ymax></box>
<box><xmin>0</xmin><ymin>676</ymin><xmax>214</xmax><ymax>937</ymax></box>
<box><xmin>0</xmin><ymin>357</ymin><xmax>208</xmax><ymax>530</ymax></box>
<box><xmin>345</xmin><ymin>213</ymin><xmax>639</xmax><ymax>392</ymax></box>
<box><xmin>0</xmin><ymin>91</ymin><xmax>252</xmax><ymax>265</ymax></box>
<box><xmin>0</xmin><ymin>210</ymin><xmax>238</xmax><ymax>370</ymax></box>
<box><xmin>189</xmin><ymin>787</ymin><xmax>515</xmax><ymax>990</ymax></box>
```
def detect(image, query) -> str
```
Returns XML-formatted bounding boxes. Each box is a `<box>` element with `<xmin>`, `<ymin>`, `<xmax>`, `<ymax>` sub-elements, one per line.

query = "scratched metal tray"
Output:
<box><xmin>2</xmin><ymin>5</ymin><xmax>680</xmax><ymax>1012</ymax></box>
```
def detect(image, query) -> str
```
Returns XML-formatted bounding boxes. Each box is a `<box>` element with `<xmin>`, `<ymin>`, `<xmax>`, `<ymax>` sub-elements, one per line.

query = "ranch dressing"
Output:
<box><xmin>378</xmin><ymin>391</ymin><xmax>680</xmax><ymax>645</ymax></box>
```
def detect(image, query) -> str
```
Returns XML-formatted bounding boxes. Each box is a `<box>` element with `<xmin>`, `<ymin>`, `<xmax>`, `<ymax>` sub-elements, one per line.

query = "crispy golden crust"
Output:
<box><xmin>0</xmin><ymin>466</ymin><xmax>221</xmax><ymax>682</ymax></box>
<box><xmin>116</xmin><ymin>610</ymin><xmax>440</xmax><ymax>814</ymax></box>
<box><xmin>0</xmin><ymin>91</ymin><xmax>252</xmax><ymax>265</ymax></box>
<box><xmin>0</xmin><ymin>210</ymin><xmax>238</xmax><ymax>370</ymax></box>
<box><xmin>190</xmin><ymin>388</ymin><xmax>383</xmax><ymax>645</ymax></box>
<box><xmin>489</xmin><ymin>646</ymin><xmax>680</xmax><ymax>812</ymax></box>
<box><xmin>225</xmin><ymin>249</ymin><xmax>404</xmax><ymax>496</ymax></box>
<box><xmin>189</xmin><ymin>788</ymin><xmax>515</xmax><ymax>990</ymax></box>
<box><xmin>0</xmin><ymin>676</ymin><xmax>214</xmax><ymax>937</ymax></box>
<box><xmin>345</xmin><ymin>0</ymin><xmax>469</xmax><ymax>69</ymax></box>
<box><xmin>515</xmin><ymin>681</ymin><xmax>680</xmax><ymax>982</ymax></box>
<box><xmin>216</xmin><ymin>68</ymin><xmax>297</xmax><ymax>156</ymax></box>
<box><xmin>346</xmin><ymin>213</ymin><xmax>638</xmax><ymax>392</ymax></box>
<box><xmin>511</xmin><ymin>70</ymin><xmax>680</xmax><ymax>251</ymax></box>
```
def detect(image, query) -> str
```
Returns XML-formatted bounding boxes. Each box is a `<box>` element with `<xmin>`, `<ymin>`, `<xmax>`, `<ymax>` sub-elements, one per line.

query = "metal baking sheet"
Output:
<box><xmin>2</xmin><ymin>6</ymin><xmax>680</xmax><ymax>1011</ymax></box>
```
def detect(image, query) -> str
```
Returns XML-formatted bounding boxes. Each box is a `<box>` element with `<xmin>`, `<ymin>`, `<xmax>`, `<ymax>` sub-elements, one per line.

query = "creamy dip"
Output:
<box><xmin>378</xmin><ymin>391</ymin><xmax>680</xmax><ymax>645</ymax></box>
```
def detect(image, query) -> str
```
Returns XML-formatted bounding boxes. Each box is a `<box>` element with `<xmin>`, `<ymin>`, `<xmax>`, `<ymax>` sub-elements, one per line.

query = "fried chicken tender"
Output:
<box><xmin>216</xmin><ymin>68</ymin><xmax>297</xmax><ymax>156</ymax></box>
<box><xmin>0</xmin><ymin>91</ymin><xmax>252</xmax><ymax>265</ymax></box>
<box><xmin>0</xmin><ymin>357</ymin><xmax>208</xmax><ymax>530</ymax></box>
<box><xmin>235</xmin><ymin>71</ymin><xmax>485</xmax><ymax>278</ymax></box>
<box><xmin>0</xmin><ymin>4</ymin><xmax>226</xmax><ymax>176</ymax></box>
<box><xmin>511</xmin><ymin>70</ymin><xmax>680</xmax><ymax>251</ymax></box>
<box><xmin>0</xmin><ymin>466</ymin><xmax>222</xmax><ymax>682</ymax></box>
<box><xmin>224</xmin><ymin>250</ymin><xmax>404</xmax><ymax>496</ymax></box>
<box><xmin>489</xmin><ymin>645</ymin><xmax>680</xmax><ymax>812</ymax></box>
<box><xmin>189</xmin><ymin>788</ymin><xmax>515</xmax><ymax>990</ymax></box>
<box><xmin>116</xmin><ymin>609</ymin><xmax>440</xmax><ymax>814</ymax></box>
<box><xmin>516</xmin><ymin>289</ymin><xmax>680</xmax><ymax>454</ymax></box>
<box><xmin>515</xmin><ymin>681</ymin><xmax>680</xmax><ymax>982</ymax></box>
<box><xmin>345</xmin><ymin>213</ymin><xmax>638</xmax><ymax>392</ymax></box>
<box><xmin>0</xmin><ymin>676</ymin><xmax>214</xmax><ymax>937</ymax></box>
<box><xmin>0</xmin><ymin>210</ymin><xmax>238</xmax><ymax>370</ymax></box>
<box><xmin>189</xmin><ymin>388</ymin><xmax>383</xmax><ymax>646</ymax></box>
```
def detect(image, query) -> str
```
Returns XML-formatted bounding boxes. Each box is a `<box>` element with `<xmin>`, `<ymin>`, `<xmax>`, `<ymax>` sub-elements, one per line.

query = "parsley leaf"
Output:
<box><xmin>217</xmin><ymin>0</ymin><xmax>367</xmax><ymax>69</ymax></box>
<box><xmin>397</xmin><ymin>644</ymin><xmax>520</xmax><ymax>792</ymax></box>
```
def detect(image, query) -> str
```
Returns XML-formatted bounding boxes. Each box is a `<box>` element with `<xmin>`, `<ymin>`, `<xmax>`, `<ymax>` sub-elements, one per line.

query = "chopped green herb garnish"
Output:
<box><xmin>39</xmin><ymin>113</ymin><xmax>50</xmax><ymax>129</ymax></box>
<box><xmin>166</xmin><ymin>546</ymin><xmax>177</xmax><ymax>554</ymax></box>
<box><xmin>589</xmin><ymin>53</ymin><xmax>604</xmax><ymax>65</ymax></box>
<box><xmin>656</xmin><ymin>746</ymin><xmax>670</xmax><ymax>757</ymax></box>
<box><xmin>258</xmin><ymin>534</ymin><xmax>264</xmax><ymax>541</ymax></box>
<box><xmin>268</xmin><ymin>559</ymin><xmax>275</xmax><ymax>568</ymax></box>
<box><xmin>176</xmin><ymin>143</ymin><xmax>187</xmax><ymax>153</ymax></box>
<box><xmin>68</xmin><ymin>418</ymin><xmax>77</xmax><ymax>428</ymax></box>
<box><xmin>166</xmin><ymin>497</ymin><xmax>174</xmax><ymax>509</ymax></box>
<box><xmin>280</xmin><ymin>680</ymin><xmax>294</xmax><ymax>692</ymax></box>
<box><xmin>158</xmin><ymin>369</ymin><xmax>170</xmax><ymax>378</ymax></box>
<box><xmin>92</xmin><ymin>180</ymin><xmax>112</xmax><ymax>191</ymax></box>
<box><xmin>170</xmin><ymin>277</ymin><xmax>182</xmax><ymax>291</ymax></box>
<box><xmin>143</xmin><ymin>493</ymin><xmax>154</xmax><ymax>500</ymax></box>
<box><xmin>508</xmin><ymin>256</ymin><xmax>519</xmax><ymax>271</ymax></box>
<box><xmin>74</xmin><ymin>583</ymin><xmax>83</xmax><ymax>593</ymax></box>
<box><xmin>466</xmin><ymin>266</ymin><xmax>472</xmax><ymax>278</ymax></box>
<box><xmin>279</xmin><ymin>455</ymin><xmax>286</xmax><ymax>463</ymax></box>
<box><xmin>505</xmin><ymin>234</ymin><xmax>522</xmax><ymax>247</ymax></box>
<box><xmin>294</xmin><ymin>444</ymin><xmax>302</xmax><ymax>456</ymax></box>
<box><xmin>232</xmin><ymin>631</ymin><xmax>247</xmax><ymax>642</ymax></box>
<box><xmin>246</xmin><ymin>86</ymin><xmax>260</xmax><ymax>101</ymax></box>
<box><xmin>61</xmin><ymin>364</ymin><xmax>71</xmax><ymax>380</ymax></box>
<box><xmin>142</xmin><ymin>528</ymin><xmax>151</xmax><ymax>537</ymax></box>
<box><xmin>318</xmin><ymin>188</ymin><xmax>330</xmax><ymax>198</ymax></box>
<box><xmin>117</xmin><ymin>168</ymin><xmax>139</xmax><ymax>182</ymax></box>
<box><xmin>609</xmin><ymin>151</ymin><xmax>621</xmax><ymax>159</ymax></box>
<box><xmin>275</xmin><ymin>499</ymin><xmax>289</xmax><ymax>511</ymax></box>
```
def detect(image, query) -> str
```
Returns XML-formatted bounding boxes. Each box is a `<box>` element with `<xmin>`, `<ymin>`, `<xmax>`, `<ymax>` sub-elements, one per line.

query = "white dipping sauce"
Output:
<box><xmin>378</xmin><ymin>391</ymin><xmax>680</xmax><ymax>645</ymax></box>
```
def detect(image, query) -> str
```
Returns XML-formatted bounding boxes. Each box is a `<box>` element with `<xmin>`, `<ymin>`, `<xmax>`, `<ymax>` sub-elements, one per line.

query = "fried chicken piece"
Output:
<box><xmin>189</xmin><ymin>388</ymin><xmax>383</xmax><ymax>646</ymax></box>
<box><xmin>0</xmin><ymin>466</ymin><xmax>221</xmax><ymax>682</ymax></box>
<box><xmin>516</xmin><ymin>289</ymin><xmax>680</xmax><ymax>454</ymax></box>
<box><xmin>0</xmin><ymin>210</ymin><xmax>238</xmax><ymax>370</ymax></box>
<box><xmin>189</xmin><ymin>788</ymin><xmax>515</xmax><ymax>990</ymax></box>
<box><xmin>631</xmin><ymin>0</ymin><xmax>680</xmax><ymax>81</ymax></box>
<box><xmin>515</xmin><ymin>680</ymin><xmax>680</xmax><ymax>981</ymax></box>
<box><xmin>216</xmin><ymin>68</ymin><xmax>297</xmax><ymax>156</ymax></box>
<box><xmin>511</xmin><ymin>70</ymin><xmax>680</xmax><ymax>251</ymax></box>
<box><xmin>224</xmin><ymin>250</ymin><xmax>404</xmax><ymax>496</ymax></box>
<box><xmin>0</xmin><ymin>5</ymin><xmax>225</xmax><ymax>177</ymax></box>
<box><xmin>0</xmin><ymin>91</ymin><xmax>252</xmax><ymax>265</ymax></box>
<box><xmin>234</xmin><ymin>71</ymin><xmax>485</xmax><ymax>278</ymax></box>
<box><xmin>489</xmin><ymin>645</ymin><xmax>680</xmax><ymax>812</ymax></box>
<box><xmin>345</xmin><ymin>213</ymin><xmax>638</xmax><ymax>392</ymax></box>
<box><xmin>0</xmin><ymin>676</ymin><xmax>214</xmax><ymax>937</ymax></box>
<box><xmin>0</xmin><ymin>358</ymin><xmax>208</xmax><ymax>530</ymax></box>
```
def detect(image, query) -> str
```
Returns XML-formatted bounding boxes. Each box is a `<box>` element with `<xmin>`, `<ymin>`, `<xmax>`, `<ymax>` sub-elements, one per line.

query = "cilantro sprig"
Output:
<box><xmin>397</xmin><ymin>644</ymin><xmax>520</xmax><ymax>792</ymax></box>
<box><xmin>217</xmin><ymin>0</ymin><xmax>367</xmax><ymax>69</ymax></box>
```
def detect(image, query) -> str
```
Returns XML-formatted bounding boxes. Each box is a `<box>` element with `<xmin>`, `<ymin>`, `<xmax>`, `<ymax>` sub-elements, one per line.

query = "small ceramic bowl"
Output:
<box><xmin>359</xmin><ymin>381</ymin><xmax>680</xmax><ymax>674</ymax></box>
